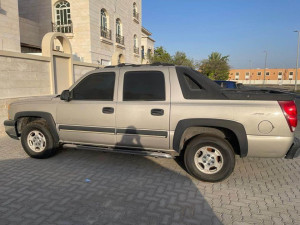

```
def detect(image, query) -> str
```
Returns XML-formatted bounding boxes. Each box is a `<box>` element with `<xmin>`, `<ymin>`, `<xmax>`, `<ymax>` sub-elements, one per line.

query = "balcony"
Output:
<box><xmin>52</xmin><ymin>21</ymin><xmax>73</xmax><ymax>33</ymax></box>
<box><xmin>101</xmin><ymin>27</ymin><xmax>112</xmax><ymax>40</ymax></box>
<box><xmin>116</xmin><ymin>35</ymin><xmax>124</xmax><ymax>45</ymax></box>
<box><xmin>134</xmin><ymin>47</ymin><xmax>139</xmax><ymax>55</ymax></box>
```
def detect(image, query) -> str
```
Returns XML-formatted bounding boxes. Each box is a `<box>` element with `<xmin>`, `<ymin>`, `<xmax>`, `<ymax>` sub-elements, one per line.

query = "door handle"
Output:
<box><xmin>102</xmin><ymin>107</ymin><xmax>114</xmax><ymax>114</ymax></box>
<box><xmin>151</xmin><ymin>109</ymin><xmax>164</xmax><ymax>116</ymax></box>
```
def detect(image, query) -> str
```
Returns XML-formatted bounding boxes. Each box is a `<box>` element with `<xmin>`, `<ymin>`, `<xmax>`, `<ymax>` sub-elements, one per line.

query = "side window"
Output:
<box><xmin>72</xmin><ymin>72</ymin><xmax>115</xmax><ymax>101</ymax></box>
<box><xmin>123</xmin><ymin>71</ymin><xmax>165</xmax><ymax>101</ymax></box>
<box><xmin>183</xmin><ymin>74</ymin><xmax>202</xmax><ymax>90</ymax></box>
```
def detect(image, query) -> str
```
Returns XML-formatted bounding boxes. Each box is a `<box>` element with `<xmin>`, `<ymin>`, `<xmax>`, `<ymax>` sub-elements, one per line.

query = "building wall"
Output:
<box><xmin>141</xmin><ymin>36</ymin><xmax>154</xmax><ymax>64</ymax></box>
<box><xmin>19</xmin><ymin>17</ymin><xmax>40</xmax><ymax>47</ymax></box>
<box><xmin>0</xmin><ymin>49</ymin><xmax>100</xmax><ymax>134</ymax></box>
<box><xmin>89</xmin><ymin>0</ymin><xmax>142</xmax><ymax>65</ymax></box>
<box><xmin>18</xmin><ymin>0</ymin><xmax>52</xmax><ymax>47</ymax></box>
<box><xmin>73</xmin><ymin>63</ymin><xmax>98</xmax><ymax>81</ymax></box>
<box><xmin>18</xmin><ymin>0</ymin><xmax>148</xmax><ymax>65</ymax></box>
<box><xmin>56</xmin><ymin>0</ymin><xmax>92</xmax><ymax>63</ymax></box>
<box><xmin>0</xmin><ymin>53</ymin><xmax>51</xmax><ymax>99</ymax></box>
<box><xmin>0</xmin><ymin>0</ymin><xmax>21</xmax><ymax>52</ymax></box>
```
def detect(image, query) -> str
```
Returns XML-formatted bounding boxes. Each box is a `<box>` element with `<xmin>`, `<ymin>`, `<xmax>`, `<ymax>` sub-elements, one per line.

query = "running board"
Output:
<box><xmin>64</xmin><ymin>144</ymin><xmax>174</xmax><ymax>159</ymax></box>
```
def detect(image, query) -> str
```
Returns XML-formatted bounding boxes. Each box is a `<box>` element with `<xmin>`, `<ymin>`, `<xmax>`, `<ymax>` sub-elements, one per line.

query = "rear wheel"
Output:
<box><xmin>21</xmin><ymin>121</ymin><xmax>58</xmax><ymax>159</ymax></box>
<box><xmin>184</xmin><ymin>135</ymin><xmax>235</xmax><ymax>182</ymax></box>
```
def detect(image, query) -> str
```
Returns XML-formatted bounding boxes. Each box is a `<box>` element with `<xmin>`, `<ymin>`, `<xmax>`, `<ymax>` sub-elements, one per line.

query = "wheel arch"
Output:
<box><xmin>173</xmin><ymin>119</ymin><xmax>248</xmax><ymax>157</ymax></box>
<box><xmin>14</xmin><ymin>111</ymin><xmax>59</xmax><ymax>144</ymax></box>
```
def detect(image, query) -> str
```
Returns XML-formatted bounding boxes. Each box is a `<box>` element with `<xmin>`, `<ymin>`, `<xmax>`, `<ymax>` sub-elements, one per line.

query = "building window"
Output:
<box><xmin>133</xmin><ymin>3</ymin><xmax>139</xmax><ymax>20</ymax></box>
<box><xmin>235</xmin><ymin>72</ymin><xmax>239</xmax><ymax>80</ymax></box>
<box><xmin>100</xmin><ymin>9</ymin><xmax>111</xmax><ymax>40</ymax></box>
<box><xmin>116</xmin><ymin>19</ymin><xmax>124</xmax><ymax>45</ymax></box>
<box><xmin>289</xmin><ymin>72</ymin><xmax>294</xmax><ymax>80</ymax></box>
<box><xmin>278</xmin><ymin>72</ymin><xmax>282</xmax><ymax>80</ymax></box>
<box><xmin>257</xmin><ymin>71</ymin><xmax>262</xmax><ymax>76</ymax></box>
<box><xmin>118</xmin><ymin>54</ymin><xmax>124</xmax><ymax>64</ymax></box>
<box><xmin>141</xmin><ymin>46</ymin><xmax>145</xmax><ymax>59</ymax></box>
<box><xmin>147</xmin><ymin>49</ymin><xmax>152</xmax><ymax>59</ymax></box>
<box><xmin>133</xmin><ymin>35</ymin><xmax>139</xmax><ymax>54</ymax></box>
<box><xmin>266</xmin><ymin>72</ymin><xmax>270</xmax><ymax>76</ymax></box>
<box><xmin>53</xmin><ymin>1</ymin><xmax>72</xmax><ymax>33</ymax></box>
<box><xmin>101</xmin><ymin>59</ymin><xmax>111</xmax><ymax>66</ymax></box>
<box><xmin>245</xmin><ymin>72</ymin><xmax>250</xmax><ymax>80</ymax></box>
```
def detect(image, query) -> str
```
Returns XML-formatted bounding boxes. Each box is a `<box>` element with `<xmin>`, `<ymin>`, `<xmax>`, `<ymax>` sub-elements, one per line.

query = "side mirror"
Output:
<box><xmin>60</xmin><ymin>90</ymin><xmax>71</xmax><ymax>101</ymax></box>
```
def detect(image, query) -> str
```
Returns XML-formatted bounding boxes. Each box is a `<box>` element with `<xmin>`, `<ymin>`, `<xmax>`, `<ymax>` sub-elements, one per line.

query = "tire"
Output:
<box><xmin>21</xmin><ymin>120</ymin><xmax>58</xmax><ymax>159</ymax></box>
<box><xmin>184</xmin><ymin>135</ymin><xmax>235</xmax><ymax>182</ymax></box>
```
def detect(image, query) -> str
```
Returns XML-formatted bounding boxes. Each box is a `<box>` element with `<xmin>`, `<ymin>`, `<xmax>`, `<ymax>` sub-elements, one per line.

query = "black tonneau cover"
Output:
<box><xmin>221</xmin><ymin>89</ymin><xmax>295</xmax><ymax>101</ymax></box>
<box><xmin>175</xmin><ymin>66</ymin><xmax>295</xmax><ymax>101</ymax></box>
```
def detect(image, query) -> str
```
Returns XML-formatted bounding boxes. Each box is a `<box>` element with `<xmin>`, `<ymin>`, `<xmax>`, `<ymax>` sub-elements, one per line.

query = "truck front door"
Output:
<box><xmin>56</xmin><ymin>70</ymin><xmax>118</xmax><ymax>146</ymax></box>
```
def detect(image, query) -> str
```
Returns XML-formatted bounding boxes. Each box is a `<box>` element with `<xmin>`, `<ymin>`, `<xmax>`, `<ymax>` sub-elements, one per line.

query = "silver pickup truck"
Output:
<box><xmin>4</xmin><ymin>64</ymin><xmax>300</xmax><ymax>182</ymax></box>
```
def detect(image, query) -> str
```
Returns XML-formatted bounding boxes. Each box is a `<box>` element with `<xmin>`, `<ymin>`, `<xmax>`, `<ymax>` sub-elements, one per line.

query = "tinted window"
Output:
<box><xmin>72</xmin><ymin>72</ymin><xmax>115</xmax><ymax>100</ymax></box>
<box><xmin>184</xmin><ymin>74</ymin><xmax>202</xmax><ymax>90</ymax></box>
<box><xmin>123</xmin><ymin>71</ymin><xmax>165</xmax><ymax>101</ymax></box>
<box><xmin>176</xmin><ymin>67</ymin><xmax>225</xmax><ymax>100</ymax></box>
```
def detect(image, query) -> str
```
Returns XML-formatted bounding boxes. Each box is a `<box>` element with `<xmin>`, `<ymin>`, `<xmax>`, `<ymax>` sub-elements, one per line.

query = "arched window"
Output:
<box><xmin>147</xmin><ymin>49</ymin><xmax>152</xmax><ymax>58</ymax></box>
<box><xmin>133</xmin><ymin>2</ymin><xmax>138</xmax><ymax>19</ymax></box>
<box><xmin>118</xmin><ymin>54</ymin><xmax>124</xmax><ymax>64</ymax></box>
<box><xmin>116</xmin><ymin>19</ymin><xmax>121</xmax><ymax>36</ymax></box>
<box><xmin>101</xmin><ymin>9</ymin><xmax>108</xmax><ymax>30</ymax></box>
<box><xmin>54</xmin><ymin>1</ymin><xmax>72</xmax><ymax>33</ymax></box>
<box><xmin>100</xmin><ymin>9</ymin><xmax>111</xmax><ymax>39</ymax></box>
<box><xmin>141</xmin><ymin>46</ymin><xmax>145</xmax><ymax>59</ymax></box>
<box><xmin>116</xmin><ymin>19</ymin><xmax>124</xmax><ymax>45</ymax></box>
<box><xmin>133</xmin><ymin>35</ymin><xmax>138</xmax><ymax>54</ymax></box>
<box><xmin>134</xmin><ymin>35</ymin><xmax>137</xmax><ymax>48</ymax></box>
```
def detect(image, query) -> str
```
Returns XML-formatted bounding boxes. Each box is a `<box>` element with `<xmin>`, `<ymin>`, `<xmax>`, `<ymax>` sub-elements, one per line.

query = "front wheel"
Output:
<box><xmin>184</xmin><ymin>135</ymin><xmax>235</xmax><ymax>182</ymax></box>
<box><xmin>21</xmin><ymin>121</ymin><xmax>58</xmax><ymax>159</ymax></box>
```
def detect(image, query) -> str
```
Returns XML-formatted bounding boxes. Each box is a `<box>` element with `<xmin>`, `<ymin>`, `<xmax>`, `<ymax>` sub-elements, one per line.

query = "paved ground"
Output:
<box><xmin>0</xmin><ymin>134</ymin><xmax>299</xmax><ymax>225</ymax></box>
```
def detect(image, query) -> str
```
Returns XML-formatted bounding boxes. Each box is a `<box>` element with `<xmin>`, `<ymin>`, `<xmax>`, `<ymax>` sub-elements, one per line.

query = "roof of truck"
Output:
<box><xmin>103</xmin><ymin>63</ymin><xmax>175</xmax><ymax>68</ymax></box>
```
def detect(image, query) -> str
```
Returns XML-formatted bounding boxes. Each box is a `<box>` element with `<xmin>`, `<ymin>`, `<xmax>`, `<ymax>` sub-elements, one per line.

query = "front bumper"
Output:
<box><xmin>4</xmin><ymin>120</ymin><xmax>19</xmax><ymax>140</ymax></box>
<box><xmin>285</xmin><ymin>137</ymin><xmax>300</xmax><ymax>159</ymax></box>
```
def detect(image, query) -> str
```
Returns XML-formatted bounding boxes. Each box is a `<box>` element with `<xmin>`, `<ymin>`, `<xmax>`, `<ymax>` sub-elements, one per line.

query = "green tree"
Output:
<box><xmin>172</xmin><ymin>51</ymin><xmax>196</xmax><ymax>68</ymax></box>
<box><xmin>199</xmin><ymin>52</ymin><xmax>230</xmax><ymax>80</ymax></box>
<box><xmin>151</xmin><ymin>46</ymin><xmax>198</xmax><ymax>68</ymax></box>
<box><xmin>151</xmin><ymin>46</ymin><xmax>173</xmax><ymax>64</ymax></box>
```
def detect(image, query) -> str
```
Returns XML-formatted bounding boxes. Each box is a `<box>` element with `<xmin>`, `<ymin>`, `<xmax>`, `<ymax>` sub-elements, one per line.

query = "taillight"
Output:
<box><xmin>278</xmin><ymin>101</ymin><xmax>298</xmax><ymax>132</ymax></box>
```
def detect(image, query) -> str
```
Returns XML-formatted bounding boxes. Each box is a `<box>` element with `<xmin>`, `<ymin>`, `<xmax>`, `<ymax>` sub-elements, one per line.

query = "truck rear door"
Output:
<box><xmin>115</xmin><ymin>67</ymin><xmax>171</xmax><ymax>150</ymax></box>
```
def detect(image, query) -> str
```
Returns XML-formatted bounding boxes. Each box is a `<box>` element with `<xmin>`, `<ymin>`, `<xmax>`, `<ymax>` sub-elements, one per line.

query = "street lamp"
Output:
<box><xmin>249</xmin><ymin>60</ymin><xmax>252</xmax><ymax>84</ymax></box>
<box><xmin>294</xmin><ymin>31</ymin><xmax>300</xmax><ymax>92</ymax></box>
<box><xmin>263</xmin><ymin>51</ymin><xmax>268</xmax><ymax>86</ymax></box>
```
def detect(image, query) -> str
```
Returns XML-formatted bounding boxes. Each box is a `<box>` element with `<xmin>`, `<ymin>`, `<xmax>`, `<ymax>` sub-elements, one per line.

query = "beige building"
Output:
<box><xmin>0</xmin><ymin>0</ymin><xmax>155</xmax><ymax>65</ymax></box>
<box><xmin>141</xmin><ymin>27</ymin><xmax>155</xmax><ymax>64</ymax></box>
<box><xmin>229</xmin><ymin>68</ymin><xmax>300</xmax><ymax>85</ymax></box>
<box><xmin>0</xmin><ymin>0</ymin><xmax>21</xmax><ymax>52</ymax></box>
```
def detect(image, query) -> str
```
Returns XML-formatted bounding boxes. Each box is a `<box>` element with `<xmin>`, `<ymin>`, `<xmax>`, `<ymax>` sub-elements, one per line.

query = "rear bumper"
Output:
<box><xmin>285</xmin><ymin>137</ymin><xmax>300</xmax><ymax>159</ymax></box>
<box><xmin>4</xmin><ymin>120</ymin><xmax>19</xmax><ymax>140</ymax></box>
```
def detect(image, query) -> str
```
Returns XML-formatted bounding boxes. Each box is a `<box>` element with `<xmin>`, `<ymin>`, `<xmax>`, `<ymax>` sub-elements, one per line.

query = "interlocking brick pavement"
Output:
<box><xmin>0</xmin><ymin>132</ymin><xmax>299</xmax><ymax>225</ymax></box>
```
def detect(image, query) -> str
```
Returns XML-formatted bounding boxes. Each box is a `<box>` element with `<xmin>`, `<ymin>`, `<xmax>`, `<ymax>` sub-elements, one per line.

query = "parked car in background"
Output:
<box><xmin>215</xmin><ymin>80</ymin><xmax>240</xmax><ymax>89</ymax></box>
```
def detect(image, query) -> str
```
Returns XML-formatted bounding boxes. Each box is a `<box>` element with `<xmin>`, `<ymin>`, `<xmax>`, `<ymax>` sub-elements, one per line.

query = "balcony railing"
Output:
<box><xmin>116</xmin><ymin>35</ymin><xmax>124</xmax><ymax>45</ymax></box>
<box><xmin>133</xmin><ymin>11</ymin><xmax>139</xmax><ymax>20</ymax></box>
<box><xmin>134</xmin><ymin>47</ymin><xmax>139</xmax><ymax>54</ymax></box>
<box><xmin>52</xmin><ymin>21</ymin><xmax>73</xmax><ymax>33</ymax></box>
<box><xmin>101</xmin><ymin>27</ymin><xmax>112</xmax><ymax>40</ymax></box>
